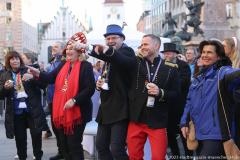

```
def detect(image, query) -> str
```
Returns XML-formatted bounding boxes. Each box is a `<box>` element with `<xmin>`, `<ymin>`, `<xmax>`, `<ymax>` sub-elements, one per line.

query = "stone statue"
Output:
<box><xmin>171</xmin><ymin>36</ymin><xmax>185</xmax><ymax>54</ymax></box>
<box><xmin>162</xmin><ymin>12</ymin><xmax>178</xmax><ymax>38</ymax></box>
<box><xmin>183</xmin><ymin>0</ymin><xmax>204</xmax><ymax>36</ymax></box>
<box><xmin>175</xmin><ymin>26</ymin><xmax>193</xmax><ymax>41</ymax></box>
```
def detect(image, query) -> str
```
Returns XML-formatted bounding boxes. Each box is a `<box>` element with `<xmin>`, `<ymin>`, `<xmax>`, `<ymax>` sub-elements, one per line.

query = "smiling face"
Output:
<box><xmin>65</xmin><ymin>44</ymin><xmax>79</xmax><ymax>62</ymax></box>
<box><xmin>105</xmin><ymin>34</ymin><xmax>124</xmax><ymax>50</ymax></box>
<box><xmin>10</xmin><ymin>56</ymin><xmax>21</xmax><ymax>71</ymax></box>
<box><xmin>140</xmin><ymin>36</ymin><xmax>160</xmax><ymax>59</ymax></box>
<box><xmin>200</xmin><ymin>45</ymin><xmax>220</xmax><ymax>67</ymax></box>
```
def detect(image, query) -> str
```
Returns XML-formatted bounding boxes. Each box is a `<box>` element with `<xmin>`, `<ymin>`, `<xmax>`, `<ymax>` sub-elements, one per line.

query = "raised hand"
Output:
<box><xmin>26</xmin><ymin>65</ymin><xmax>40</xmax><ymax>78</ymax></box>
<box><xmin>22</xmin><ymin>73</ymin><xmax>33</xmax><ymax>81</ymax></box>
<box><xmin>73</xmin><ymin>41</ymin><xmax>89</xmax><ymax>50</ymax></box>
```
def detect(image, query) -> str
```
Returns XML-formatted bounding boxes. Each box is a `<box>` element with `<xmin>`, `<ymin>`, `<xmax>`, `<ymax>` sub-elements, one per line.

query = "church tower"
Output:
<box><xmin>103</xmin><ymin>0</ymin><xmax>125</xmax><ymax>26</ymax></box>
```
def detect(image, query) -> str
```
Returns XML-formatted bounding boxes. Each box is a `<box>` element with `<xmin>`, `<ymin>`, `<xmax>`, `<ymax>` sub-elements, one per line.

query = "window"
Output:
<box><xmin>7</xmin><ymin>47</ymin><xmax>14</xmax><ymax>51</ymax></box>
<box><xmin>117</xmin><ymin>14</ymin><xmax>120</xmax><ymax>19</ymax></box>
<box><xmin>6</xmin><ymin>2</ymin><xmax>11</xmax><ymax>11</ymax></box>
<box><xmin>6</xmin><ymin>32</ymin><xmax>12</xmax><ymax>41</ymax></box>
<box><xmin>6</xmin><ymin>17</ymin><xmax>11</xmax><ymax>24</ymax></box>
<box><xmin>226</xmin><ymin>3</ymin><xmax>233</xmax><ymax>18</ymax></box>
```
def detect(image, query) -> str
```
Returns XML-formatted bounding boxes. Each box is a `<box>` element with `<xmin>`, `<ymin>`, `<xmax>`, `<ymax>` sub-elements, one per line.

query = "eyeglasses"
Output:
<box><xmin>105</xmin><ymin>36</ymin><xmax>121</xmax><ymax>41</ymax></box>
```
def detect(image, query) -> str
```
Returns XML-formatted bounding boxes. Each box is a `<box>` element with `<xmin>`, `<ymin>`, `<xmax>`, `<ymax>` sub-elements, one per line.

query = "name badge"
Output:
<box><xmin>18</xmin><ymin>102</ymin><xmax>27</xmax><ymax>108</ymax></box>
<box><xmin>146</xmin><ymin>96</ymin><xmax>155</xmax><ymax>107</ymax></box>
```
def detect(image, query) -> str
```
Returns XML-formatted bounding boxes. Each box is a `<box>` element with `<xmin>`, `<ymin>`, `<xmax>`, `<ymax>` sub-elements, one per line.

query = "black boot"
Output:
<box><xmin>49</xmin><ymin>153</ymin><xmax>64</xmax><ymax>160</ymax></box>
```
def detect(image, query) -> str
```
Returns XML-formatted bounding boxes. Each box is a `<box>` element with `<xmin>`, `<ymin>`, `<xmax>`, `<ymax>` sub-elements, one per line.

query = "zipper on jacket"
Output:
<box><xmin>136</xmin><ymin>60</ymin><xmax>141</xmax><ymax>90</ymax></box>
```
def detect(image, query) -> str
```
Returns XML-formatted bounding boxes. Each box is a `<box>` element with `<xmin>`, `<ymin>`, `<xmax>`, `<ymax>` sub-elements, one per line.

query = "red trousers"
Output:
<box><xmin>127</xmin><ymin>122</ymin><xmax>167</xmax><ymax>160</ymax></box>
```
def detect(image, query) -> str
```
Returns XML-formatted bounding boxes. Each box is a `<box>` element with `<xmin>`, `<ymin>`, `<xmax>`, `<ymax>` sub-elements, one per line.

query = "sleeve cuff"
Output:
<box><xmin>158</xmin><ymin>89</ymin><xmax>165</xmax><ymax>102</ymax></box>
<box><xmin>104</xmin><ymin>47</ymin><xmax>115</xmax><ymax>57</ymax></box>
<box><xmin>87</xmin><ymin>44</ymin><xmax>93</xmax><ymax>53</ymax></box>
<box><xmin>180</xmin><ymin>123</ymin><xmax>188</xmax><ymax>128</ymax></box>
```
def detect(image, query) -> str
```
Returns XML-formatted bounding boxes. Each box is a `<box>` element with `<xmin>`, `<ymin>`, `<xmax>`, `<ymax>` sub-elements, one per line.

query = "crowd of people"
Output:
<box><xmin>0</xmin><ymin>23</ymin><xmax>240</xmax><ymax>160</ymax></box>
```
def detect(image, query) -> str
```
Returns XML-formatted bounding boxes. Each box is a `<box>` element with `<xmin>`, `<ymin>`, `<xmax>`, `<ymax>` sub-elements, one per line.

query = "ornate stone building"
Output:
<box><xmin>38</xmin><ymin>4</ymin><xmax>88</xmax><ymax>65</ymax></box>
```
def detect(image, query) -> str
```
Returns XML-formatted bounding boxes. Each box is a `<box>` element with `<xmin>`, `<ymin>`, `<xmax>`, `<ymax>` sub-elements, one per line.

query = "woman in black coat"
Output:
<box><xmin>0</xmin><ymin>51</ymin><xmax>47</xmax><ymax>160</ymax></box>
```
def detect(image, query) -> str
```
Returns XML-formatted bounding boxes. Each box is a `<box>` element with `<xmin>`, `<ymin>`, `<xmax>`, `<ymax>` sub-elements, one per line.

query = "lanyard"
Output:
<box><xmin>12</xmin><ymin>72</ymin><xmax>17</xmax><ymax>86</ymax></box>
<box><xmin>145</xmin><ymin>59</ymin><xmax>161</xmax><ymax>83</ymax></box>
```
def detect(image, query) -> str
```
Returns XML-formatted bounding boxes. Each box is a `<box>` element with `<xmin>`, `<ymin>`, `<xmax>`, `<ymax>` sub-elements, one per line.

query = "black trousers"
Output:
<box><xmin>96</xmin><ymin>120</ymin><xmax>128</xmax><ymax>160</ymax></box>
<box><xmin>14</xmin><ymin>113</ymin><xmax>43</xmax><ymax>160</ymax></box>
<box><xmin>235</xmin><ymin>105</ymin><xmax>240</xmax><ymax>148</ymax></box>
<box><xmin>49</xmin><ymin>102</ymin><xmax>62</xmax><ymax>155</ymax></box>
<box><xmin>167</xmin><ymin>120</ymin><xmax>193</xmax><ymax>159</ymax></box>
<box><xmin>196</xmin><ymin>140</ymin><xmax>225</xmax><ymax>160</ymax></box>
<box><xmin>167</xmin><ymin>125</ymin><xmax>180</xmax><ymax>158</ymax></box>
<box><xmin>57</xmin><ymin>123</ymin><xmax>86</xmax><ymax>160</ymax></box>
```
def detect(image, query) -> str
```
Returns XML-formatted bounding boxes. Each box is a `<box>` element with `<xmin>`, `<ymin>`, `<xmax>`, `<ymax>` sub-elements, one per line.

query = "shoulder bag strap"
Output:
<box><xmin>218</xmin><ymin>67</ymin><xmax>231</xmax><ymax>138</ymax></box>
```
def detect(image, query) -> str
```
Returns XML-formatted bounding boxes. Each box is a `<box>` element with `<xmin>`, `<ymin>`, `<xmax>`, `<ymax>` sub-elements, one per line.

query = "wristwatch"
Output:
<box><xmin>72</xmin><ymin>98</ymin><xmax>76</xmax><ymax>104</ymax></box>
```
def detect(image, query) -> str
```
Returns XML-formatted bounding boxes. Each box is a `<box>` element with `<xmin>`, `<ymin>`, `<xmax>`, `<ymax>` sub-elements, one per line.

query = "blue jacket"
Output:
<box><xmin>47</xmin><ymin>55</ymin><xmax>62</xmax><ymax>103</ymax></box>
<box><xmin>180</xmin><ymin>65</ymin><xmax>240</xmax><ymax>140</ymax></box>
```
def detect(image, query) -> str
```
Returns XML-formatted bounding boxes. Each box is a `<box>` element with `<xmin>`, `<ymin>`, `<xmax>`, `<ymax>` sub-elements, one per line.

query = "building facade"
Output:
<box><xmin>138</xmin><ymin>0</ymin><xmax>240</xmax><ymax>41</ymax></box>
<box><xmin>0</xmin><ymin>0</ymin><xmax>38</xmax><ymax>63</ymax></box>
<box><xmin>38</xmin><ymin>5</ymin><xmax>88</xmax><ymax>65</ymax></box>
<box><xmin>151</xmin><ymin>0</ymin><xmax>185</xmax><ymax>37</ymax></box>
<box><xmin>137</xmin><ymin>0</ymin><xmax>152</xmax><ymax>34</ymax></box>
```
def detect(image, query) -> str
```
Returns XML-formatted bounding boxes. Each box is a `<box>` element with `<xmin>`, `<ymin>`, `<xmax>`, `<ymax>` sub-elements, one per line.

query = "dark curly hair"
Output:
<box><xmin>5</xmin><ymin>51</ymin><xmax>25</xmax><ymax>71</ymax></box>
<box><xmin>199</xmin><ymin>40</ymin><xmax>232</xmax><ymax>69</ymax></box>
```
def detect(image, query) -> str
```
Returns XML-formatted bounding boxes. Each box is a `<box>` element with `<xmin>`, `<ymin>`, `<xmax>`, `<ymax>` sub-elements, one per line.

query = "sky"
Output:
<box><xmin>26</xmin><ymin>0</ymin><xmax>143</xmax><ymax>29</ymax></box>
